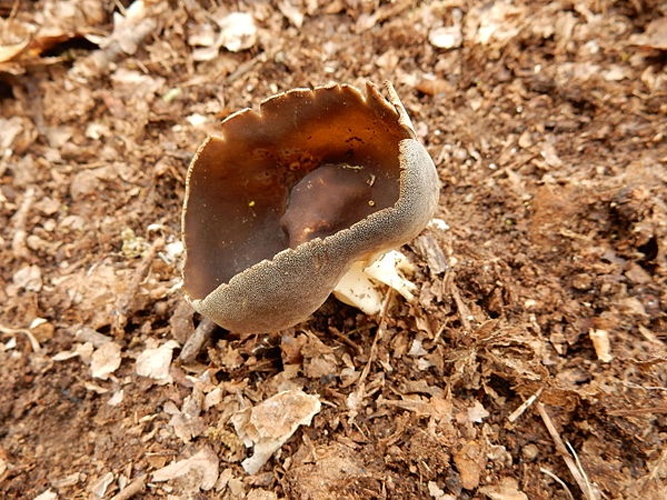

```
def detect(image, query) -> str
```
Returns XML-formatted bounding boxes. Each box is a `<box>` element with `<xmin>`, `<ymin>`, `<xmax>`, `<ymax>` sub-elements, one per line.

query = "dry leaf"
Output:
<box><xmin>168</xmin><ymin>391</ymin><xmax>205</xmax><ymax>443</ymax></box>
<box><xmin>135</xmin><ymin>339</ymin><xmax>179</xmax><ymax>383</ymax></box>
<box><xmin>75</xmin><ymin>328</ymin><xmax>113</xmax><ymax>348</ymax></box>
<box><xmin>53</xmin><ymin>264</ymin><xmax>132</xmax><ymax>330</ymax></box>
<box><xmin>466</xmin><ymin>0</ymin><xmax>524</xmax><ymax>46</ymax></box>
<box><xmin>232</xmin><ymin>390</ymin><xmax>321</xmax><ymax>474</ymax></box>
<box><xmin>0</xmin><ymin>117</ymin><xmax>25</xmax><ymax>150</ymax></box>
<box><xmin>33</xmin><ymin>490</ymin><xmax>58</xmax><ymax>500</ymax></box>
<box><xmin>278</xmin><ymin>1</ymin><xmax>304</xmax><ymax>28</ymax></box>
<box><xmin>107</xmin><ymin>389</ymin><xmax>124</xmax><ymax>406</ymax></box>
<box><xmin>629</xmin><ymin>17</ymin><xmax>667</xmax><ymax>51</ymax></box>
<box><xmin>589</xmin><ymin>329</ymin><xmax>613</xmax><ymax>363</ymax></box>
<box><xmin>90</xmin><ymin>341</ymin><xmax>122</xmax><ymax>380</ymax></box>
<box><xmin>104</xmin><ymin>1</ymin><xmax>155</xmax><ymax>55</ymax></box>
<box><xmin>452</xmin><ymin>440</ymin><xmax>487</xmax><ymax>490</ymax></box>
<box><xmin>89</xmin><ymin>471</ymin><xmax>114</xmax><ymax>498</ymax></box>
<box><xmin>216</xmin><ymin>12</ymin><xmax>257</xmax><ymax>52</ymax></box>
<box><xmin>479</xmin><ymin>477</ymin><xmax>529</xmax><ymax>500</ymax></box>
<box><xmin>429</xmin><ymin>25</ymin><xmax>462</xmax><ymax>49</ymax></box>
<box><xmin>0</xmin><ymin>1</ymin><xmax>105</xmax><ymax>74</ymax></box>
<box><xmin>12</xmin><ymin>264</ymin><xmax>42</xmax><ymax>292</ymax></box>
<box><xmin>152</xmin><ymin>447</ymin><xmax>219</xmax><ymax>491</ymax></box>
<box><xmin>468</xmin><ymin>400</ymin><xmax>490</xmax><ymax>423</ymax></box>
<box><xmin>72</xmin><ymin>0</ymin><xmax>159</xmax><ymax>77</ymax></box>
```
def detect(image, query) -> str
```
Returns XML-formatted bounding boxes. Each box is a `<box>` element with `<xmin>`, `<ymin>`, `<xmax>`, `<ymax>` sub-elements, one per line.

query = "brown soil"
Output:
<box><xmin>1</xmin><ymin>1</ymin><xmax>666</xmax><ymax>499</ymax></box>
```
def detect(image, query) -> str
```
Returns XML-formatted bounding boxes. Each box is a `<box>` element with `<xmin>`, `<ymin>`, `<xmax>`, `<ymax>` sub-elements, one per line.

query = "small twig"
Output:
<box><xmin>347</xmin><ymin>290</ymin><xmax>394</xmax><ymax>421</ymax></box>
<box><xmin>178</xmin><ymin>317</ymin><xmax>218</xmax><ymax>363</ymax></box>
<box><xmin>328</xmin><ymin>326</ymin><xmax>364</xmax><ymax>356</ymax></box>
<box><xmin>357</xmin><ymin>289</ymin><xmax>393</xmax><ymax>388</ymax></box>
<box><xmin>226</xmin><ymin>51</ymin><xmax>268</xmax><ymax>83</ymax></box>
<box><xmin>431</xmin><ymin>322</ymin><xmax>446</xmax><ymax>344</ymax></box>
<box><xmin>444</xmin><ymin>271</ymin><xmax>473</xmax><ymax>332</ymax></box>
<box><xmin>0</xmin><ymin>323</ymin><xmax>41</xmax><ymax>352</ymax></box>
<box><xmin>567</xmin><ymin>441</ymin><xmax>596</xmax><ymax>499</ymax></box>
<box><xmin>507</xmin><ymin>388</ymin><xmax>543</xmax><ymax>423</ymax></box>
<box><xmin>537</xmin><ymin>403</ymin><xmax>599</xmax><ymax>500</ymax></box>
<box><xmin>540</xmin><ymin>467</ymin><xmax>575</xmax><ymax>500</ymax></box>
<box><xmin>608</xmin><ymin>406</ymin><xmax>667</xmax><ymax>416</ymax></box>
<box><xmin>109</xmin><ymin>474</ymin><xmax>146</xmax><ymax>500</ymax></box>
<box><xmin>11</xmin><ymin>186</ymin><xmax>35</xmax><ymax>260</ymax></box>
<box><xmin>622</xmin><ymin>379</ymin><xmax>667</xmax><ymax>392</ymax></box>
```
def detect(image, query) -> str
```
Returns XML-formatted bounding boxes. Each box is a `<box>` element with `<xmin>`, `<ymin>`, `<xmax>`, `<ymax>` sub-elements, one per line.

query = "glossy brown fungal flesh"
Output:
<box><xmin>281</xmin><ymin>163</ymin><xmax>384</xmax><ymax>248</ymax></box>
<box><xmin>182</xmin><ymin>82</ymin><xmax>439</xmax><ymax>333</ymax></box>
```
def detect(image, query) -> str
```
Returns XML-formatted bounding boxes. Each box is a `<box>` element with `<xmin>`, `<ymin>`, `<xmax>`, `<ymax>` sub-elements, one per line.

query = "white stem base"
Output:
<box><xmin>333</xmin><ymin>250</ymin><xmax>417</xmax><ymax>315</ymax></box>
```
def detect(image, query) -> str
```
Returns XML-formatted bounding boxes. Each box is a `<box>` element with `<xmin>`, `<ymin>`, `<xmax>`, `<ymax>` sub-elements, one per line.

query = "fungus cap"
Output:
<box><xmin>181</xmin><ymin>81</ymin><xmax>440</xmax><ymax>333</ymax></box>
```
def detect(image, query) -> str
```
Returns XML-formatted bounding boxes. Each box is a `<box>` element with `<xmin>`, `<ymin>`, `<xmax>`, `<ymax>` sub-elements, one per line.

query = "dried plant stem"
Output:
<box><xmin>537</xmin><ymin>403</ymin><xmax>599</xmax><ymax>500</ymax></box>
<box><xmin>507</xmin><ymin>388</ymin><xmax>543</xmax><ymax>423</ymax></box>
<box><xmin>327</xmin><ymin>326</ymin><xmax>364</xmax><ymax>356</ymax></box>
<box><xmin>445</xmin><ymin>271</ymin><xmax>473</xmax><ymax>332</ymax></box>
<box><xmin>0</xmin><ymin>323</ymin><xmax>41</xmax><ymax>352</ymax></box>
<box><xmin>347</xmin><ymin>290</ymin><xmax>393</xmax><ymax>421</ymax></box>
<box><xmin>178</xmin><ymin>317</ymin><xmax>218</xmax><ymax>363</ymax></box>
<box><xmin>357</xmin><ymin>289</ymin><xmax>393</xmax><ymax>388</ymax></box>
<box><xmin>540</xmin><ymin>467</ymin><xmax>575</xmax><ymax>500</ymax></box>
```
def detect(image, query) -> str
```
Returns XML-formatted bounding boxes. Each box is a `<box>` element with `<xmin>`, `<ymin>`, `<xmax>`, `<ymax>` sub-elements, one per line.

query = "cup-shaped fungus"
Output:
<box><xmin>182</xmin><ymin>82</ymin><xmax>440</xmax><ymax>333</ymax></box>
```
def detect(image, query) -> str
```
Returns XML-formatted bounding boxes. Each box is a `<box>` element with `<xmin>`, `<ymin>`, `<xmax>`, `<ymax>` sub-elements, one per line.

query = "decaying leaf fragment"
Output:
<box><xmin>231</xmin><ymin>390</ymin><xmax>321</xmax><ymax>474</ymax></box>
<box><xmin>135</xmin><ymin>339</ymin><xmax>179</xmax><ymax>384</ymax></box>
<box><xmin>628</xmin><ymin>16</ymin><xmax>667</xmax><ymax>51</ymax></box>
<box><xmin>152</xmin><ymin>447</ymin><xmax>219</xmax><ymax>491</ymax></box>
<box><xmin>0</xmin><ymin>0</ymin><xmax>106</xmax><ymax>74</ymax></box>
<box><xmin>90</xmin><ymin>341</ymin><xmax>122</xmax><ymax>380</ymax></box>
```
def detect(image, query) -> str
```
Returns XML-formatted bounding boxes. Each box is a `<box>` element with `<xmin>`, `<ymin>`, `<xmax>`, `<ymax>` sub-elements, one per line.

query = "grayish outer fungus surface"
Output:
<box><xmin>182</xmin><ymin>82</ymin><xmax>440</xmax><ymax>333</ymax></box>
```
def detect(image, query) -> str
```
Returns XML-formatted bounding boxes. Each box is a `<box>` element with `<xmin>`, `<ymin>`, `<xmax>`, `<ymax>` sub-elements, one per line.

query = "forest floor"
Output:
<box><xmin>1</xmin><ymin>1</ymin><xmax>666</xmax><ymax>499</ymax></box>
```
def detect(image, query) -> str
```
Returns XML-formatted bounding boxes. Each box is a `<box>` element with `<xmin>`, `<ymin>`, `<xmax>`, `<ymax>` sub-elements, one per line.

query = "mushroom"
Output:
<box><xmin>181</xmin><ymin>81</ymin><xmax>440</xmax><ymax>335</ymax></box>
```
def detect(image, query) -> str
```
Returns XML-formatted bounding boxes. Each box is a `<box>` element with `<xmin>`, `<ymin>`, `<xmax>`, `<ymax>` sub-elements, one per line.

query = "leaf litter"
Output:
<box><xmin>1</xmin><ymin>0</ymin><xmax>666</xmax><ymax>499</ymax></box>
